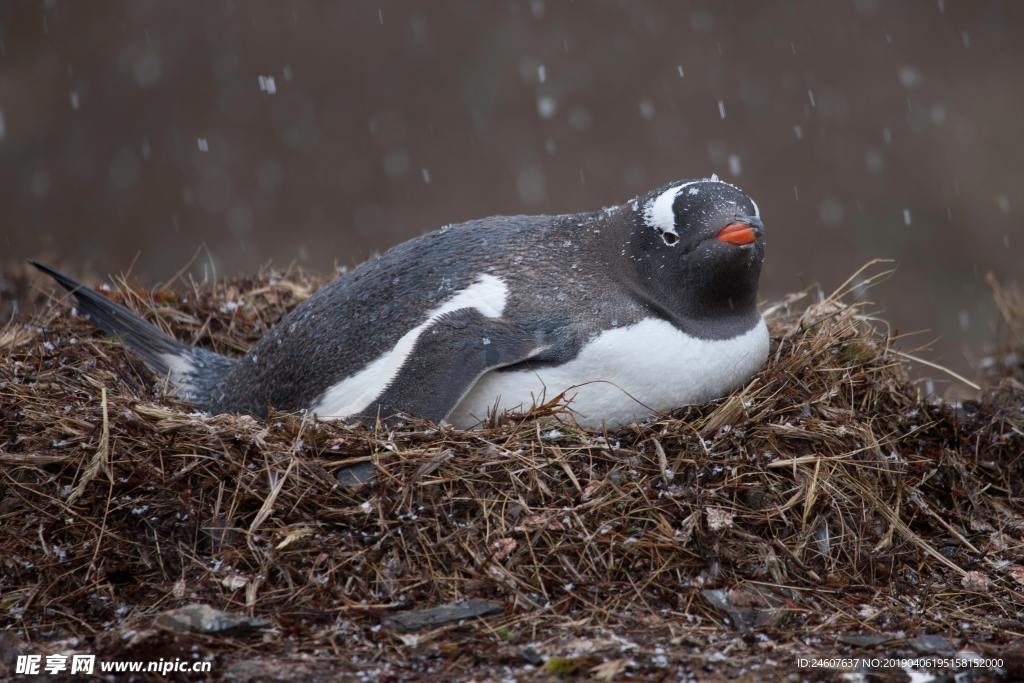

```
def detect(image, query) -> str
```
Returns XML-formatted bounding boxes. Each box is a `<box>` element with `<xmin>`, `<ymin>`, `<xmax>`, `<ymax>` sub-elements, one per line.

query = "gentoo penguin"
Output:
<box><xmin>33</xmin><ymin>176</ymin><xmax>768</xmax><ymax>429</ymax></box>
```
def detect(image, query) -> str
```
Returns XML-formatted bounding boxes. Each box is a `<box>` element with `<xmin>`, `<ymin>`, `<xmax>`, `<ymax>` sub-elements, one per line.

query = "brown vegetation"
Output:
<box><xmin>1</xmin><ymin>264</ymin><xmax>1022</xmax><ymax>680</ymax></box>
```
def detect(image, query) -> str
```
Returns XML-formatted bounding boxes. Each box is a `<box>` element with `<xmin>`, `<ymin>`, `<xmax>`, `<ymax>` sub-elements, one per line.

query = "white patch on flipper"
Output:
<box><xmin>160</xmin><ymin>352</ymin><xmax>196</xmax><ymax>397</ymax></box>
<box><xmin>449</xmin><ymin>316</ymin><xmax>769</xmax><ymax>429</ymax></box>
<box><xmin>312</xmin><ymin>274</ymin><xmax>509</xmax><ymax>419</ymax></box>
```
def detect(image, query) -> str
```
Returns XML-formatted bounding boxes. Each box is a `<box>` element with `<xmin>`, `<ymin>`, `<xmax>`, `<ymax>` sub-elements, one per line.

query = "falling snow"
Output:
<box><xmin>728</xmin><ymin>154</ymin><xmax>742</xmax><ymax>176</ymax></box>
<box><xmin>537</xmin><ymin>96</ymin><xmax>557</xmax><ymax>119</ymax></box>
<box><xmin>258</xmin><ymin>75</ymin><xmax>277</xmax><ymax>94</ymax></box>
<box><xmin>898</xmin><ymin>65</ymin><xmax>924</xmax><ymax>89</ymax></box>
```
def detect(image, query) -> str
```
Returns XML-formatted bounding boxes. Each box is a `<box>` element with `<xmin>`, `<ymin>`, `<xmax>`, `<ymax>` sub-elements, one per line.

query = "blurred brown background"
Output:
<box><xmin>1</xmin><ymin>1</ymin><xmax>1021</xmax><ymax>384</ymax></box>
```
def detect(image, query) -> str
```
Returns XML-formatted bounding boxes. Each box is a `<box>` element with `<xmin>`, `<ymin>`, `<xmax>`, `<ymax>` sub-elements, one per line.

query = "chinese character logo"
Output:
<box><xmin>71</xmin><ymin>654</ymin><xmax>96</xmax><ymax>674</ymax></box>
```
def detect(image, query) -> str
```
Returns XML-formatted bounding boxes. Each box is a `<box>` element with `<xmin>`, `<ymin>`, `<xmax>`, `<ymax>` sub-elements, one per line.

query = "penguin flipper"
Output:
<box><xmin>365</xmin><ymin>309</ymin><xmax>551</xmax><ymax>424</ymax></box>
<box><xmin>30</xmin><ymin>261</ymin><xmax>235</xmax><ymax>410</ymax></box>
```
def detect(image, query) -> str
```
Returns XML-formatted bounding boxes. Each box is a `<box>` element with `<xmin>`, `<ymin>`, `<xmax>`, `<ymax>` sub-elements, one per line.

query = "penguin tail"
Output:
<box><xmin>30</xmin><ymin>261</ymin><xmax>236</xmax><ymax>411</ymax></box>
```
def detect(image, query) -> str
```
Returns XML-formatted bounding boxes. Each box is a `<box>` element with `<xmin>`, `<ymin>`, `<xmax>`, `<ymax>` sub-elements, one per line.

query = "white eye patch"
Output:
<box><xmin>644</xmin><ymin>184</ymin><xmax>685</xmax><ymax>246</ymax></box>
<box><xmin>642</xmin><ymin>175</ymin><xmax>756</xmax><ymax>246</ymax></box>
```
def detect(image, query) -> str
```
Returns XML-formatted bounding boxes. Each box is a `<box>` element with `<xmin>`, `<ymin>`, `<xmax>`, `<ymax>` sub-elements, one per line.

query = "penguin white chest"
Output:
<box><xmin>450</xmin><ymin>316</ymin><xmax>769</xmax><ymax>429</ymax></box>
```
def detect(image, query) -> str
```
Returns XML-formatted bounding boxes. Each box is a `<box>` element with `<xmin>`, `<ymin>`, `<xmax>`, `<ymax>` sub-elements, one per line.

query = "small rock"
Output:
<box><xmin>383</xmin><ymin>599</ymin><xmax>503</xmax><ymax>632</ymax></box>
<box><xmin>155</xmin><ymin>604</ymin><xmax>269</xmax><ymax>635</ymax></box>
<box><xmin>907</xmin><ymin>634</ymin><xmax>956</xmax><ymax>657</ymax></box>
<box><xmin>336</xmin><ymin>461</ymin><xmax>377</xmax><ymax>487</ymax></box>
<box><xmin>961</xmin><ymin>570</ymin><xmax>992</xmax><ymax>592</ymax></box>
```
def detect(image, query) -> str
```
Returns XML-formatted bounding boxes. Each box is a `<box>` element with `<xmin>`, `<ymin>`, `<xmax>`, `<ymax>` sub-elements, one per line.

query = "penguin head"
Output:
<box><xmin>628</xmin><ymin>177</ymin><xmax>765</xmax><ymax>325</ymax></box>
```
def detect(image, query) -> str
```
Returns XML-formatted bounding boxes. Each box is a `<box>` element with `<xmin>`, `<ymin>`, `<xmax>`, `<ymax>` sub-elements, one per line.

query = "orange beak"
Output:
<box><xmin>716</xmin><ymin>222</ymin><xmax>758</xmax><ymax>245</ymax></box>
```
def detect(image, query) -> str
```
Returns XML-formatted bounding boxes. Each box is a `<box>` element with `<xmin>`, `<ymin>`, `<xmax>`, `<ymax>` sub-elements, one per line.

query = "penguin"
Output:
<box><xmin>33</xmin><ymin>176</ymin><xmax>768</xmax><ymax>429</ymax></box>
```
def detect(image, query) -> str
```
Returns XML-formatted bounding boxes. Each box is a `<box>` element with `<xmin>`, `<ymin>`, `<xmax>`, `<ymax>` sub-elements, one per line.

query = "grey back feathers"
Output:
<box><xmin>211</xmin><ymin>213</ymin><xmax>620</xmax><ymax>418</ymax></box>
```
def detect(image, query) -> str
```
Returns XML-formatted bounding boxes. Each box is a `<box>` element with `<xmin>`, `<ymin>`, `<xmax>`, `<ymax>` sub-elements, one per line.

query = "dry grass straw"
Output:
<box><xmin>984</xmin><ymin>273</ymin><xmax>1024</xmax><ymax>385</ymax></box>
<box><xmin>1</xmin><ymin>262</ymin><xmax>1022</xmax><ymax>675</ymax></box>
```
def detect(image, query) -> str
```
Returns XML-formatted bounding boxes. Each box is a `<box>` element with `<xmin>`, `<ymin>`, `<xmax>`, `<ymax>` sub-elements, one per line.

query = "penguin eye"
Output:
<box><xmin>662</xmin><ymin>232</ymin><xmax>678</xmax><ymax>246</ymax></box>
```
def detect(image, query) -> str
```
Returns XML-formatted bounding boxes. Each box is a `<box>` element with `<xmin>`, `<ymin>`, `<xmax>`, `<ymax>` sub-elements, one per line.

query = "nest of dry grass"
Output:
<box><xmin>1</xmin><ymin>263</ymin><xmax>1023</xmax><ymax>680</ymax></box>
